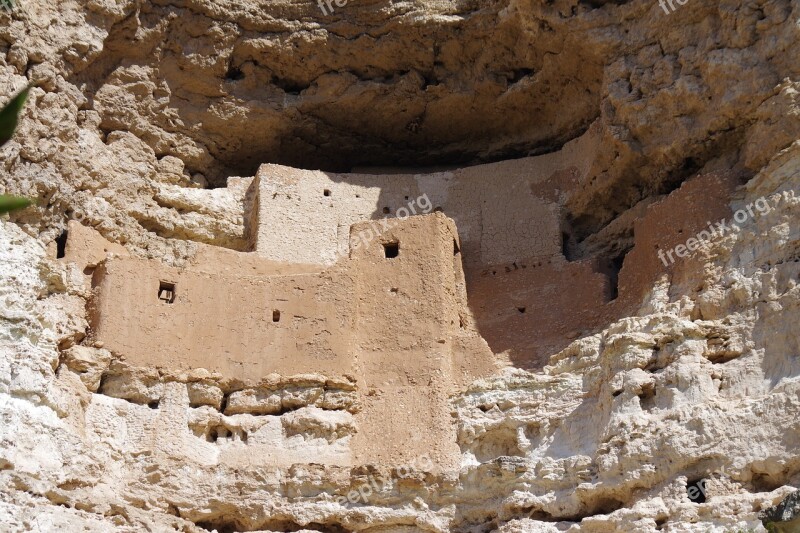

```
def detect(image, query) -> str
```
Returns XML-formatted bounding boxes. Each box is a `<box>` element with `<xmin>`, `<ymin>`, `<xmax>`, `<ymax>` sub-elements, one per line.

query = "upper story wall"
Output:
<box><xmin>467</xmin><ymin>171</ymin><xmax>740</xmax><ymax>367</ymax></box>
<box><xmin>250</xmin><ymin>124</ymin><xmax>601</xmax><ymax>269</ymax></box>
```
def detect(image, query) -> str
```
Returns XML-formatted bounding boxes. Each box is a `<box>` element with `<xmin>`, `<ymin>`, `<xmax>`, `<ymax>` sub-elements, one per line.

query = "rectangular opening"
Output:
<box><xmin>383</xmin><ymin>242</ymin><xmax>399</xmax><ymax>259</ymax></box>
<box><xmin>158</xmin><ymin>281</ymin><xmax>176</xmax><ymax>304</ymax></box>
<box><xmin>272</xmin><ymin>310</ymin><xmax>281</xmax><ymax>322</ymax></box>
<box><xmin>55</xmin><ymin>230</ymin><xmax>68</xmax><ymax>259</ymax></box>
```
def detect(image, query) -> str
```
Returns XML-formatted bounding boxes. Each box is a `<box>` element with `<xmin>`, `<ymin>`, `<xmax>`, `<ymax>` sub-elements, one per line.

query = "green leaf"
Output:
<box><xmin>0</xmin><ymin>86</ymin><xmax>29</xmax><ymax>146</ymax></box>
<box><xmin>0</xmin><ymin>195</ymin><xmax>32</xmax><ymax>214</ymax></box>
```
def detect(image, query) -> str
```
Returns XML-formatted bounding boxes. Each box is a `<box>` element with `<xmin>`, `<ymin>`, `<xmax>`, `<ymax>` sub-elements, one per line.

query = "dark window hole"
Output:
<box><xmin>56</xmin><ymin>230</ymin><xmax>68</xmax><ymax>259</ymax></box>
<box><xmin>323</xmin><ymin>189</ymin><xmax>331</xmax><ymax>197</ymax></box>
<box><xmin>595</xmin><ymin>248</ymin><xmax>630</xmax><ymax>302</ymax></box>
<box><xmin>148</xmin><ymin>400</ymin><xmax>160</xmax><ymax>409</ymax></box>
<box><xmin>384</xmin><ymin>242</ymin><xmax>399</xmax><ymax>259</ymax></box>
<box><xmin>273</xmin><ymin>310</ymin><xmax>281</xmax><ymax>322</ymax></box>
<box><xmin>608</xmin><ymin>252</ymin><xmax>627</xmax><ymax>301</ymax></box>
<box><xmin>517</xmin><ymin>307</ymin><xmax>526</xmax><ymax>314</ymax></box>
<box><xmin>561</xmin><ymin>232</ymin><xmax>574</xmax><ymax>261</ymax></box>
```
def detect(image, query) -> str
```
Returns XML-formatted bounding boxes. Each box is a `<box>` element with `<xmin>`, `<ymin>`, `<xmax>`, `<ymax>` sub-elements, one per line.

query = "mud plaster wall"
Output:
<box><xmin>251</xmin><ymin>123</ymin><xmax>602</xmax><ymax>268</ymax></box>
<box><xmin>250</xmin><ymin>125</ymin><xmax>739</xmax><ymax>368</ymax></box>
<box><xmin>79</xmin><ymin>214</ymin><xmax>495</xmax><ymax>466</ymax></box>
<box><xmin>87</xmin><ymin>214</ymin><xmax>470</xmax><ymax>380</ymax></box>
<box><xmin>469</xmin><ymin>171</ymin><xmax>741</xmax><ymax>367</ymax></box>
<box><xmin>90</xmin><ymin>260</ymin><xmax>357</xmax><ymax>378</ymax></box>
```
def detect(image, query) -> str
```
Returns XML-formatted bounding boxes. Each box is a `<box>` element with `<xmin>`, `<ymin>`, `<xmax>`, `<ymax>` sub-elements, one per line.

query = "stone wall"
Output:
<box><xmin>249</xmin><ymin>127</ymin><xmax>741</xmax><ymax>368</ymax></box>
<box><xmin>250</xmin><ymin>124</ymin><xmax>601</xmax><ymax>268</ymax></box>
<box><xmin>70</xmin><ymin>212</ymin><xmax>495</xmax><ymax>467</ymax></box>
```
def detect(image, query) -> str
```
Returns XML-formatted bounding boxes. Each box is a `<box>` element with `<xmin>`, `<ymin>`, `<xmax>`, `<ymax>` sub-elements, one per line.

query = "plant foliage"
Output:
<box><xmin>0</xmin><ymin>86</ymin><xmax>32</xmax><ymax>214</ymax></box>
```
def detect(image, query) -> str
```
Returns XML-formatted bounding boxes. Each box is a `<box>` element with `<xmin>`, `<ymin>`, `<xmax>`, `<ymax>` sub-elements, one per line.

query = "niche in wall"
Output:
<box><xmin>384</xmin><ymin>242</ymin><xmax>399</xmax><ymax>259</ymax></box>
<box><xmin>158</xmin><ymin>281</ymin><xmax>176</xmax><ymax>304</ymax></box>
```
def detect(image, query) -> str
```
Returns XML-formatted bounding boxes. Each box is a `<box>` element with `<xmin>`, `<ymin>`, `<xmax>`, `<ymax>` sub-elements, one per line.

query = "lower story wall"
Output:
<box><xmin>89</xmin><ymin>257</ymin><xmax>358</xmax><ymax>380</ymax></box>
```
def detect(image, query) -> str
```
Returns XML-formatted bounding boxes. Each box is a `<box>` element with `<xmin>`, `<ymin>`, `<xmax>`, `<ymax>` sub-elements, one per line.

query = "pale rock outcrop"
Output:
<box><xmin>1</xmin><ymin>0</ymin><xmax>800</xmax><ymax>532</ymax></box>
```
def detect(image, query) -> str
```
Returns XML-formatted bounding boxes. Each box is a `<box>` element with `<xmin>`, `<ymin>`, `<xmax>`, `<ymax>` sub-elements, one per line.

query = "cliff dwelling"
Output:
<box><xmin>54</xmin><ymin>123</ymin><xmax>741</xmax><ymax>472</ymax></box>
<box><xmin>3</xmin><ymin>1</ymin><xmax>800</xmax><ymax>532</ymax></box>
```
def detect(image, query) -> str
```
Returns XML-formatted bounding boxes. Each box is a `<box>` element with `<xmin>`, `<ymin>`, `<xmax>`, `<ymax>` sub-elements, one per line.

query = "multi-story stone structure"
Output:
<box><xmin>60</xmin><ymin>126</ymin><xmax>736</xmax><ymax>471</ymax></box>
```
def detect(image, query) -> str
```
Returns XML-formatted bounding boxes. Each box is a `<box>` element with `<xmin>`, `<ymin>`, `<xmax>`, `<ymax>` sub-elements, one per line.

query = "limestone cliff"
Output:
<box><xmin>1</xmin><ymin>1</ymin><xmax>800</xmax><ymax>532</ymax></box>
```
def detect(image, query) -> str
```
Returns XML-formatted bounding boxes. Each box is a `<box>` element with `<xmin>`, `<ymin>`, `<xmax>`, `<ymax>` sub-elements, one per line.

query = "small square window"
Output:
<box><xmin>383</xmin><ymin>242</ymin><xmax>399</xmax><ymax>259</ymax></box>
<box><xmin>158</xmin><ymin>281</ymin><xmax>176</xmax><ymax>303</ymax></box>
<box><xmin>323</xmin><ymin>189</ymin><xmax>331</xmax><ymax>197</ymax></box>
<box><xmin>273</xmin><ymin>310</ymin><xmax>281</xmax><ymax>322</ymax></box>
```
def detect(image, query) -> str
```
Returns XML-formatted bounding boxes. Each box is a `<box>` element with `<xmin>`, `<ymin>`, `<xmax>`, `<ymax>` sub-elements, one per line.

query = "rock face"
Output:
<box><xmin>1</xmin><ymin>1</ymin><xmax>800</xmax><ymax>532</ymax></box>
<box><xmin>760</xmin><ymin>490</ymin><xmax>800</xmax><ymax>532</ymax></box>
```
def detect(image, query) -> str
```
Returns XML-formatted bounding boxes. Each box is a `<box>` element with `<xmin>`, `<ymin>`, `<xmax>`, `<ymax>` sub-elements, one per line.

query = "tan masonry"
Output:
<box><xmin>63</xmin><ymin>126</ymin><xmax>737</xmax><ymax>465</ymax></box>
<box><xmin>247</xmin><ymin>125</ymin><xmax>737</xmax><ymax>367</ymax></box>
<box><xmin>71</xmin><ymin>213</ymin><xmax>495</xmax><ymax>466</ymax></box>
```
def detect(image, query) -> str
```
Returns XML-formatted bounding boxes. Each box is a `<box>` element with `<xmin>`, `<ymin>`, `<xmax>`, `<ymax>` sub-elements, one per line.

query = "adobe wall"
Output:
<box><xmin>75</xmin><ymin>213</ymin><xmax>494</xmax><ymax>467</ymax></box>
<box><xmin>468</xmin><ymin>171</ymin><xmax>740</xmax><ymax>367</ymax></box>
<box><xmin>246</xmin><ymin>124</ymin><xmax>737</xmax><ymax>368</ymax></box>
<box><xmin>347</xmin><ymin>214</ymin><xmax>483</xmax><ymax>465</ymax></box>
<box><xmin>86</xmin><ymin>214</ymin><xmax>472</xmax><ymax>382</ymax></box>
<box><xmin>89</xmin><ymin>260</ymin><xmax>357</xmax><ymax>378</ymax></box>
<box><xmin>250</xmin><ymin>123</ymin><xmax>602</xmax><ymax>268</ymax></box>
